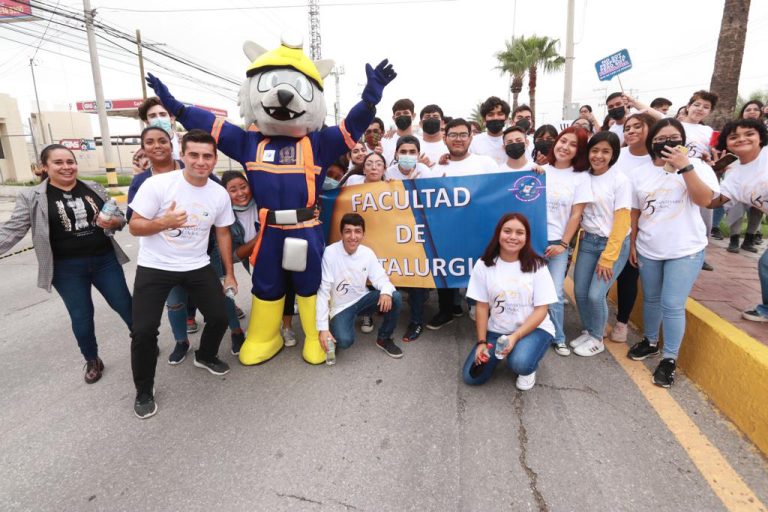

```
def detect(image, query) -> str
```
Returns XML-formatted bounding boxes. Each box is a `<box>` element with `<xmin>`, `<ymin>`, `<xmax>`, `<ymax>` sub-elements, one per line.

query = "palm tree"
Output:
<box><xmin>495</xmin><ymin>37</ymin><xmax>528</xmax><ymax>110</ymax></box>
<box><xmin>469</xmin><ymin>101</ymin><xmax>485</xmax><ymax>131</ymax></box>
<box><xmin>520</xmin><ymin>35</ymin><xmax>565</xmax><ymax>126</ymax></box>
<box><xmin>708</xmin><ymin>0</ymin><xmax>751</xmax><ymax>129</ymax></box>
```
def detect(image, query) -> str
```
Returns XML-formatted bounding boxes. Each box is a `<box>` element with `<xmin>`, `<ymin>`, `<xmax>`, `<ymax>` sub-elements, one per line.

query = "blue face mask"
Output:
<box><xmin>398</xmin><ymin>154</ymin><xmax>418</xmax><ymax>171</ymax></box>
<box><xmin>322</xmin><ymin>177</ymin><xmax>340</xmax><ymax>190</ymax></box>
<box><xmin>150</xmin><ymin>117</ymin><xmax>173</xmax><ymax>136</ymax></box>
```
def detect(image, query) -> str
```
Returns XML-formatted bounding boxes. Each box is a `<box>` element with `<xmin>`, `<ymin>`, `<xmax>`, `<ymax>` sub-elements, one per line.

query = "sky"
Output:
<box><xmin>1</xmin><ymin>0</ymin><xmax>768</xmax><ymax>137</ymax></box>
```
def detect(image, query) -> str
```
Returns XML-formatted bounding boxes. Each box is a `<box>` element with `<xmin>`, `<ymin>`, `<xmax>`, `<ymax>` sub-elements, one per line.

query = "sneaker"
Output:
<box><xmin>452</xmin><ymin>305</ymin><xmax>464</xmax><ymax>318</ymax></box>
<box><xmin>756</xmin><ymin>233</ymin><xmax>764</xmax><ymax>245</ymax></box>
<box><xmin>710</xmin><ymin>227</ymin><xmax>724</xmax><ymax>240</ymax></box>
<box><xmin>186</xmin><ymin>318</ymin><xmax>199</xmax><ymax>334</ymax></box>
<box><xmin>628</xmin><ymin>338</ymin><xmax>660</xmax><ymax>360</ymax></box>
<box><xmin>568</xmin><ymin>331</ymin><xmax>591</xmax><ymax>348</ymax></box>
<box><xmin>376</xmin><ymin>338</ymin><xmax>404</xmax><ymax>358</ymax></box>
<box><xmin>742</xmin><ymin>309</ymin><xmax>768</xmax><ymax>322</ymax></box>
<box><xmin>516</xmin><ymin>371</ymin><xmax>536</xmax><ymax>391</ymax></box>
<box><xmin>281</xmin><ymin>327</ymin><xmax>298</xmax><ymax>347</ymax></box>
<box><xmin>193</xmin><ymin>355</ymin><xmax>230</xmax><ymax>376</ymax></box>
<box><xmin>426</xmin><ymin>312</ymin><xmax>454</xmax><ymax>330</ymax></box>
<box><xmin>652</xmin><ymin>358</ymin><xmax>676</xmax><ymax>388</ymax></box>
<box><xmin>168</xmin><ymin>341</ymin><xmax>190</xmax><ymax>365</ymax></box>
<box><xmin>360</xmin><ymin>315</ymin><xmax>374</xmax><ymax>333</ymax></box>
<box><xmin>134</xmin><ymin>391</ymin><xmax>157</xmax><ymax>419</ymax></box>
<box><xmin>468</xmin><ymin>305</ymin><xmax>476</xmax><ymax>321</ymax></box>
<box><xmin>554</xmin><ymin>343</ymin><xmax>571</xmax><ymax>356</ymax></box>
<box><xmin>610</xmin><ymin>322</ymin><xmax>628</xmax><ymax>343</ymax></box>
<box><xmin>574</xmin><ymin>336</ymin><xmax>605</xmax><ymax>357</ymax></box>
<box><xmin>701</xmin><ymin>261</ymin><xmax>714</xmax><ymax>271</ymax></box>
<box><xmin>727</xmin><ymin>235</ymin><xmax>740</xmax><ymax>253</ymax></box>
<box><xmin>402</xmin><ymin>322</ymin><xmax>424</xmax><ymax>342</ymax></box>
<box><xmin>235</xmin><ymin>305</ymin><xmax>246</xmax><ymax>320</ymax></box>
<box><xmin>231</xmin><ymin>331</ymin><xmax>245</xmax><ymax>355</ymax></box>
<box><xmin>83</xmin><ymin>357</ymin><xmax>104</xmax><ymax>384</ymax></box>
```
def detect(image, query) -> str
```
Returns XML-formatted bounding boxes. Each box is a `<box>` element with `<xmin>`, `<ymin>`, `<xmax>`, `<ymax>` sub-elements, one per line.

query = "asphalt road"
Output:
<box><xmin>1</xmin><ymin>197</ymin><xmax>766</xmax><ymax>512</ymax></box>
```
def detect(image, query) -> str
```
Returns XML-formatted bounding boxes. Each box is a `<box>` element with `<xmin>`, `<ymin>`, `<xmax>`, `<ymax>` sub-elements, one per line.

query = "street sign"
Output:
<box><xmin>595</xmin><ymin>49</ymin><xmax>632</xmax><ymax>82</ymax></box>
<box><xmin>0</xmin><ymin>0</ymin><xmax>33</xmax><ymax>22</ymax></box>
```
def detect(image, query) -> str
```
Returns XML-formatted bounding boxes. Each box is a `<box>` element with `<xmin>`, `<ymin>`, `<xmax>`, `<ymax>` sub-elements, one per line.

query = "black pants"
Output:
<box><xmin>131</xmin><ymin>265</ymin><xmax>227</xmax><ymax>395</ymax></box>
<box><xmin>437</xmin><ymin>288</ymin><xmax>456</xmax><ymax>315</ymax></box>
<box><xmin>615</xmin><ymin>262</ymin><xmax>639</xmax><ymax>324</ymax></box>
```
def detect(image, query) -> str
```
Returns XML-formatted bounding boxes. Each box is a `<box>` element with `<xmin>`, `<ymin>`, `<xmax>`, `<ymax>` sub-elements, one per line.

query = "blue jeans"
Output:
<box><xmin>403</xmin><ymin>287</ymin><xmax>428</xmax><ymax>325</ymax></box>
<box><xmin>166</xmin><ymin>286</ymin><xmax>190</xmax><ymax>342</ymax></box>
<box><xmin>210</xmin><ymin>247</ymin><xmax>242</xmax><ymax>332</ymax></box>
<box><xmin>574</xmin><ymin>233</ymin><xmax>630</xmax><ymax>339</ymax></box>
<box><xmin>51</xmin><ymin>250</ymin><xmax>133</xmax><ymax>361</ymax></box>
<box><xmin>546</xmin><ymin>240</ymin><xmax>569</xmax><ymax>344</ymax></box>
<box><xmin>329</xmin><ymin>290</ymin><xmax>402</xmax><ymax>348</ymax></box>
<box><xmin>756</xmin><ymin>247</ymin><xmax>768</xmax><ymax>319</ymax></box>
<box><xmin>712</xmin><ymin>206</ymin><xmax>725</xmax><ymax>231</ymax></box>
<box><xmin>462</xmin><ymin>329</ymin><xmax>553</xmax><ymax>385</ymax></box>
<box><xmin>638</xmin><ymin>250</ymin><xmax>704</xmax><ymax>359</ymax></box>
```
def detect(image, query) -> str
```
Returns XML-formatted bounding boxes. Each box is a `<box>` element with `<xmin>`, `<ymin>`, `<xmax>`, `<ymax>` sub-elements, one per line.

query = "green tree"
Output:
<box><xmin>469</xmin><ymin>101</ymin><xmax>485</xmax><ymax>131</ymax></box>
<box><xmin>519</xmin><ymin>35</ymin><xmax>565</xmax><ymax>126</ymax></box>
<box><xmin>495</xmin><ymin>37</ymin><xmax>528</xmax><ymax>110</ymax></box>
<box><xmin>709</xmin><ymin>0</ymin><xmax>751</xmax><ymax>129</ymax></box>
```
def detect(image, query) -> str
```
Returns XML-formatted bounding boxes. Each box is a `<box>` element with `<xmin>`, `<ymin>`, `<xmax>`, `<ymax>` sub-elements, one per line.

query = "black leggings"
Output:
<box><xmin>615</xmin><ymin>262</ymin><xmax>639</xmax><ymax>324</ymax></box>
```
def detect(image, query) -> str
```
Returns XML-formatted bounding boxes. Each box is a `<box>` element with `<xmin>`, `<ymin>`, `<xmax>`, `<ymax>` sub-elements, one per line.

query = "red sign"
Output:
<box><xmin>76</xmin><ymin>98</ymin><xmax>228</xmax><ymax>118</ymax></box>
<box><xmin>0</xmin><ymin>0</ymin><xmax>33</xmax><ymax>21</ymax></box>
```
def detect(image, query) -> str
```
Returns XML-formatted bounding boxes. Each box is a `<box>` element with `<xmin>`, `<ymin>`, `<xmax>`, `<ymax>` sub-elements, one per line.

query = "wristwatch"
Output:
<box><xmin>677</xmin><ymin>164</ymin><xmax>694</xmax><ymax>174</ymax></box>
<box><xmin>477</xmin><ymin>339</ymin><xmax>486</xmax><ymax>345</ymax></box>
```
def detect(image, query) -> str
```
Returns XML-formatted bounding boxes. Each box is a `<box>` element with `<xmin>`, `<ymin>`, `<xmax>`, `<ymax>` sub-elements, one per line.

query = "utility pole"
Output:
<box><xmin>136</xmin><ymin>29</ymin><xmax>147</xmax><ymax>100</ymax></box>
<box><xmin>330</xmin><ymin>66</ymin><xmax>345</xmax><ymax>124</ymax></box>
<box><xmin>83</xmin><ymin>0</ymin><xmax>117</xmax><ymax>186</ymax></box>
<box><xmin>308</xmin><ymin>0</ymin><xmax>322</xmax><ymax>60</ymax></box>
<box><xmin>29</xmin><ymin>59</ymin><xmax>47</xmax><ymax>145</ymax></box>
<box><xmin>562</xmin><ymin>0</ymin><xmax>575</xmax><ymax>120</ymax></box>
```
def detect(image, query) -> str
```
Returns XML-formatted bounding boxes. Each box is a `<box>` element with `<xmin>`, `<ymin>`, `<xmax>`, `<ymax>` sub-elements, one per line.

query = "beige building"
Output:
<box><xmin>0</xmin><ymin>93</ymin><xmax>34</xmax><ymax>182</ymax></box>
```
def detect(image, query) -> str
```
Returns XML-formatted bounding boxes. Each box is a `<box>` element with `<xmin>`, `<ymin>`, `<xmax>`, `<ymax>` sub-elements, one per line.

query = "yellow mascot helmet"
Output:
<box><xmin>245</xmin><ymin>35</ymin><xmax>324</xmax><ymax>90</ymax></box>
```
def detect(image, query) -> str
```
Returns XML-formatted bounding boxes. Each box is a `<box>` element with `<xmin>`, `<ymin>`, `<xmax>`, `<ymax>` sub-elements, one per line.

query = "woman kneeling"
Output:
<box><xmin>462</xmin><ymin>213</ymin><xmax>557</xmax><ymax>391</ymax></box>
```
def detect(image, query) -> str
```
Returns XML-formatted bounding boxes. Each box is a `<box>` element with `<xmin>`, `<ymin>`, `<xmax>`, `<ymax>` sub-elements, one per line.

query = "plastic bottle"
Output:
<box><xmin>224</xmin><ymin>287</ymin><xmax>236</xmax><ymax>300</ymax></box>
<box><xmin>495</xmin><ymin>335</ymin><xmax>510</xmax><ymax>359</ymax></box>
<box><xmin>98</xmin><ymin>199</ymin><xmax>119</xmax><ymax>236</ymax></box>
<box><xmin>326</xmin><ymin>336</ymin><xmax>336</xmax><ymax>366</ymax></box>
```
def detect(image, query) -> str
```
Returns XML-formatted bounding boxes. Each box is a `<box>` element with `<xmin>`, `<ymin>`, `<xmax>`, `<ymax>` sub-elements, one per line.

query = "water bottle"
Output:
<box><xmin>224</xmin><ymin>287</ymin><xmax>236</xmax><ymax>300</ymax></box>
<box><xmin>98</xmin><ymin>199</ymin><xmax>119</xmax><ymax>236</ymax></box>
<box><xmin>495</xmin><ymin>335</ymin><xmax>510</xmax><ymax>359</ymax></box>
<box><xmin>326</xmin><ymin>336</ymin><xmax>336</xmax><ymax>366</ymax></box>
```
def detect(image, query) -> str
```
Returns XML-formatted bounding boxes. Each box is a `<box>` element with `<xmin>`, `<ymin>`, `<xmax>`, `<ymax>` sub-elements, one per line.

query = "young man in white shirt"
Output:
<box><xmin>382</xmin><ymin>98</ymin><xmax>420</xmax><ymax>165</ymax></box>
<box><xmin>317</xmin><ymin>213</ymin><xmax>404</xmax><ymax>358</ymax></box>
<box><xmin>362</xmin><ymin>117</ymin><xmax>385</xmax><ymax>155</ymax></box>
<box><xmin>138</xmin><ymin>96</ymin><xmax>181</xmax><ymax>160</ymax></box>
<box><xmin>499</xmin><ymin>126</ymin><xmax>532</xmax><ymax>171</ymax></box>
<box><xmin>606</xmin><ymin>92</ymin><xmax>629</xmax><ymax>145</ymax></box>
<box><xmin>419</xmin><ymin>104</ymin><xmax>447</xmax><ymax>168</ymax></box>
<box><xmin>469</xmin><ymin>96</ymin><xmax>510</xmax><ymax>165</ymax></box>
<box><xmin>128</xmin><ymin>130</ymin><xmax>237</xmax><ymax>419</ymax></box>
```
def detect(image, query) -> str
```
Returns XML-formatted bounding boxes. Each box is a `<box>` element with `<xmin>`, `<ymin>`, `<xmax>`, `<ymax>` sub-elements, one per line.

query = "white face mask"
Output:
<box><xmin>398</xmin><ymin>154</ymin><xmax>417</xmax><ymax>171</ymax></box>
<box><xmin>150</xmin><ymin>117</ymin><xmax>173</xmax><ymax>136</ymax></box>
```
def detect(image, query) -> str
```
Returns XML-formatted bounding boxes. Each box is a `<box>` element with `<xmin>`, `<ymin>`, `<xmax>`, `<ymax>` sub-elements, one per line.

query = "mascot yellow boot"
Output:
<box><xmin>296</xmin><ymin>295</ymin><xmax>325</xmax><ymax>364</ymax></box>
<box><xmin>239</xmin><ymin>296</ymin><xmax>285</xmax><ymax>365</ymax></box>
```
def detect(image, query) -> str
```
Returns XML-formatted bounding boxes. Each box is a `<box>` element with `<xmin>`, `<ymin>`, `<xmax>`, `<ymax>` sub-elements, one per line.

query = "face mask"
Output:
<box><xmin>398</xmin><ymin>154</ymin><xmax>418</xmax><ymax>171</ymax></box>
<box><xmin>364</xmin><ymin>133</ymin><xmax>379</xmax><ymax>147</ymax></box>
<box><xmin>515</xmin><ymin>118</ymin><xmax>531</xmax><ymax>133</ymax></box>
<box><xmin>534</xmin><ymin>139</ymin><xmax>554</xmax><ymax>155</ymax></box>
<box><xmin>232</xmin><ymin>198</ymin><xmax>256</xmax><ymax>212</ymax></box>
<box><xmin>652</xmin><ymin>140</ymin><xmax>681</xmax><ymax>157</ymax></box>
<box><xmin>608</xmin><ymin>106</ymin><xmax>626</xmax><ymax>120</ymax></box>
<box><xmin>486</xmin><ymin>119</ymin><xmax>505</xmax><ymax>134</ymax></box>
<box><xmin>394</xmin><ymin>115</ymin><xmax>412</xmax><ymax>131</ymax></box>
<box><xmin>150</xmin><ymin>117</ymin><xmax>173</xmax><ymax>135</ymax></box>
<box><xmin>422</xmin><ymin>118</ymin><xmax>441</xmax><ymax>135</ymax></box>
<box><xmin>322</xmin><ymin>177</ymin><xmax>340</xmax><ymax>190</ymax></box>
<box><xmin>505</xmin><ymin>142</ymin><xmax>527</xmax><ymax>160</ymax></box>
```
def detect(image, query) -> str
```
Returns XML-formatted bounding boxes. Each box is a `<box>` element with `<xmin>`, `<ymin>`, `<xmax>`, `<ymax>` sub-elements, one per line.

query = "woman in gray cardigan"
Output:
<box><xmin>0</xmin><ymin>145</ymin><xmax>132</xmax><ymax>384</ymax></box>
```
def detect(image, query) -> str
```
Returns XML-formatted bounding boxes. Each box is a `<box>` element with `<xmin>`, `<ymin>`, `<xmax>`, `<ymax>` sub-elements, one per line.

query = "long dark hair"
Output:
<box><xmin>587</xmin><ymin>130</ymin><xmax>621</xmax><ymax>171</ymax></box>
<box><xmin>646</xmin><ymin>118</ymin><xmax>687</xmax><ymax>159</ymax></box>
<box><xmin>40</xmin><ymin>144</ymin><xmax>76</xmax><ymax>165</ymax></box>
<box><xmin>547</xmin><ymin>126</ymin><xmax>590</xmax><ymax>171</ymax></box>
<box><xmin>481</xmin><ymin>213</ymin><xmax>545</xmax><ymax>273</ymax></box>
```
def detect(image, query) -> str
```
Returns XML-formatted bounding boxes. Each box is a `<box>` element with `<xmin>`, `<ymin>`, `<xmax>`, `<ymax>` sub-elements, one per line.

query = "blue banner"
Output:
<box><xmin>319</xmin><ymin>171</ymin><xmax>548</xmax><ymax>288</ymax></box>
<box><xmin>595</xmin><ymin>49</ymin><xmax>632</xmax><ymax>81</ymax></box>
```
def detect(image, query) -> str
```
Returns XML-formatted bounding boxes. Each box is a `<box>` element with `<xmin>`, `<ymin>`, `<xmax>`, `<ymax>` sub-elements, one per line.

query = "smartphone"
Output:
<box><xmin>712</xmin><ymin>153</ymin><xmax>739</xmax><ymax>173</ymax></box>
<box><xmin>664</xmin><ymin>146</ymin><xmax>690</xmax><ymax>173</ymax></box>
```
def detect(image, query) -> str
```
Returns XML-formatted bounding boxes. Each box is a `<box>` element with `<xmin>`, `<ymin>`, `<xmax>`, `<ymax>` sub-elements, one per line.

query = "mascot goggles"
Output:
<box><xmin>257</xmin><ymin>69</ymin><xmax>314</xmax><ymax>102</ymax></box>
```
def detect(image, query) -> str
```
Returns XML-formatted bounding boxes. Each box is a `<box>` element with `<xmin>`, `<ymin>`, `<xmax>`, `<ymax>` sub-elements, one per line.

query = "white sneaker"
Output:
<box><xmin>568</xmin><ymin>331</ymin><xmax>591</xmax><ymax>348</ymax></box>
<box><xmin>281</xmin><ymin>327</ymin><xmax>297</xmax><ymax>347</ymax></box>
<box><xmin>469</xmin><ymin>305</ymin><xmax>476</xmax><ymax>321</ymax></box>
<box><xmin>516</xmin><ymin>371</ymin><xmax>536</xmax><ymax>391</ymax></box>
<box><xmin>573</xmin><ymin>336</ymin><xmax>605</xmax><ymax>357</ymax></box>
<box><xmin>610</xmin><ymin>322</ymin><xmax>628</xmax><ymax>343</ymax></box>
<box><xmin>361</xmin><ymin>315</ymin><xmax>374</xmax><ymax>333</ymax></box>
<box><xmin>554</xmin><ymin>343</ymin><xmax>571</xmax><ymax>356</ymax></box>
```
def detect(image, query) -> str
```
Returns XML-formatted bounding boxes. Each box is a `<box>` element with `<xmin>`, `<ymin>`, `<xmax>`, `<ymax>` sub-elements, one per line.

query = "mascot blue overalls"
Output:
<box><xmin>146</xmin><ymin>35</ymin><xmax>396</xmax><ymax>365</ymax></box>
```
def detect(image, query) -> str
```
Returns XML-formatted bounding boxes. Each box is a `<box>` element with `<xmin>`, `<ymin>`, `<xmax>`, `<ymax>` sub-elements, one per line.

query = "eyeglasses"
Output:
<box><xmin>446</xmin><ymin>132</ymin><xmax>470</xmax><ymax>140</ymax></box>
<box><xmin>651</xmin><ymin>136</ymin><xmax>683</xmax><ymax>144</ymax></box>
<box><xmin>364</xmin><ymin>161</ymin><xmax>385</xmax><ymax>168</ymax></box>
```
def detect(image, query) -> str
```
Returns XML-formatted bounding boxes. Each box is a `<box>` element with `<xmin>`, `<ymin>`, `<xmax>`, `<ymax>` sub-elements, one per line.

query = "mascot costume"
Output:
<box><xmin>146</xmin><ymin>34</ymin><xmax>396</xmax><ymax>365</ymax></box>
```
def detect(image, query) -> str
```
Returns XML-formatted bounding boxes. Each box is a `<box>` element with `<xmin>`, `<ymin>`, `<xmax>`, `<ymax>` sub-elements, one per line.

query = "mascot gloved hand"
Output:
<box><xmin>146</xmin><ymin>34</ymin><xmax>395</xmax><ymax>365</ymax></box>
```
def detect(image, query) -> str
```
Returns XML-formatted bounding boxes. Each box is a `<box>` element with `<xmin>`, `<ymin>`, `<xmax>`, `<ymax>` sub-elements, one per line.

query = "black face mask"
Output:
<box><xmin>652</xmin><ymin>140</ymin><xmax>681</xmax><ymax>157</ymax></box>
<box><xmin>422</xmin><ymin>118</ymin><xmax>441</xmax><ymax>135</ymax></box>
<box><xmin>608</xmin><ymin>106</ymin><xmax>626</xmax><ymax>120</ymax></box>
<box><xmin>486</xmin><ymin>119</ymin><xmax>505</xmax><ymax>134</ymax></box>
<box><xmin>394</xmin><ymin>115</ymin><xmax>412</xmax><ymax>131</ymax></box>
<box><xmin>505</xmin><ymin>142</ymin><xmax>527</xmax><ymax>159</ymax></box>
<box><xmin>534</xmin><ymin>139</ymin><xmax>554</xmax><ymax>155</ymax></box>
<box><xmin>515</xmin><ymin>118</ymin><xmax>532</xmax><ymax>133</ymax></box>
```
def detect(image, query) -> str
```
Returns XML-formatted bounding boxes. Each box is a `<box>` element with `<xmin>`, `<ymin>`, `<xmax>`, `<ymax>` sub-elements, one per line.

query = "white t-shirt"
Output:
<box><xmin>316</xmin><ymin>241</ymin><xmax>396</xmax><ymax>330</ymax></box>
<box><xmin>467</xmin><ymin>258</ymin><xmax>557</xmax><ymax>337</ymax></box>
<box><xmin>470</xmin><ymin>132</ymin><xmax>507</xmax><ymax>165</ymax></box>
<box><xmin>420</xmin><ymin>138</ymin><xmax>448</xmax><ymax>167</ymax></box>
<box><xmin>129</xmin><ymin>170</ymin><xmax>235</xmax><ymax>271</ymax></box>
<box><xmin>630</xmin><ymin>159</ymin><xmax>719</xmax><ymax>260</ymax></box>
<box><xmin>544</xmin><ymin>164</ymin><xmax>593</xmax><ymax>241</ymax></box>
<box><xmin>438</xmin><ymin>153</ymin><xmax>500</xmax><ymax>178</ymax></box>
<box><xmin>681</xmin><ymin>122</ymin><xmax>713</xmax><ymax>160</ymax></box>
<box><xmin>613</xmin><ymin>147</ymin><xmax>652</xmax><ymax>179</ymax></box>
<box><xmin>609</xmin><ymin>123</ymin><xmax>625</xmax><ymax>145</ymax></box>
<box><xmin>719</xmin><ymin>148</ymin><xmax>768</xmax><ymax>215</ymax></box>
<box><xmin>581</xmin><ymin>167</ymin><xmax>633</xmax><ymax>237</ymax></box>
<box><xmin>344</xmin><ymin>175</ymin><xmax>366</xmax><ymax>187</ymax></box>
<box><xmin>498</xmin><ymin>159</ymin><xmax>532</xmax><ymax>172</ymax></box>
<box><xmin>385</xmin><ymin>163</ymin><xmax>437</xmax><ymax>181</ymax></box>
<box><xmin>171</xmin><ymin>133</ymin><xmax>181</xmax><ymax>160</ymax></box>
<box><xmin>235</xmin><ymin>204</ymin><xmax>260</xmax><ymax>242</ymax></box>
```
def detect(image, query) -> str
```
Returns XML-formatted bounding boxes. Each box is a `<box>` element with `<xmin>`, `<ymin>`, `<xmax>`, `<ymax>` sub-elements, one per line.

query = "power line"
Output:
<box><xmin>97</xmin><ymin>0</ymin><xmax>457</xmax><ymax>13</ymax></box>
<box><xmin>31</xmin><ymin>0</ymin><xmax>60</xmax><ymax>60</ymax></box>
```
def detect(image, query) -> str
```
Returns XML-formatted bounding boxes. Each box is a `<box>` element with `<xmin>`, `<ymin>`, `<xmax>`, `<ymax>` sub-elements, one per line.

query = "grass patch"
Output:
<box><xmin>80</xmin><ymin>175</ymin><xmax>133</xmax><ymax>186</ymax></box>
<box><xmin>1</xmin><ymin>179</ymin><xmax>38</xmax><ymax>186</ymax></box>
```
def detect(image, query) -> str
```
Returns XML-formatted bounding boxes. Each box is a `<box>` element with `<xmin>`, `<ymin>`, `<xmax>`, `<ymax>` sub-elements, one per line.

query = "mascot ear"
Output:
<box><xmin>314</xmin><ymin>59</ymin><xmax>335</xmax><ymax>79</ymax></box>
<box><xmin>243</xmin><ymin>40</ymin><xmax>268</xmax><ymax>62</ymax></box>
